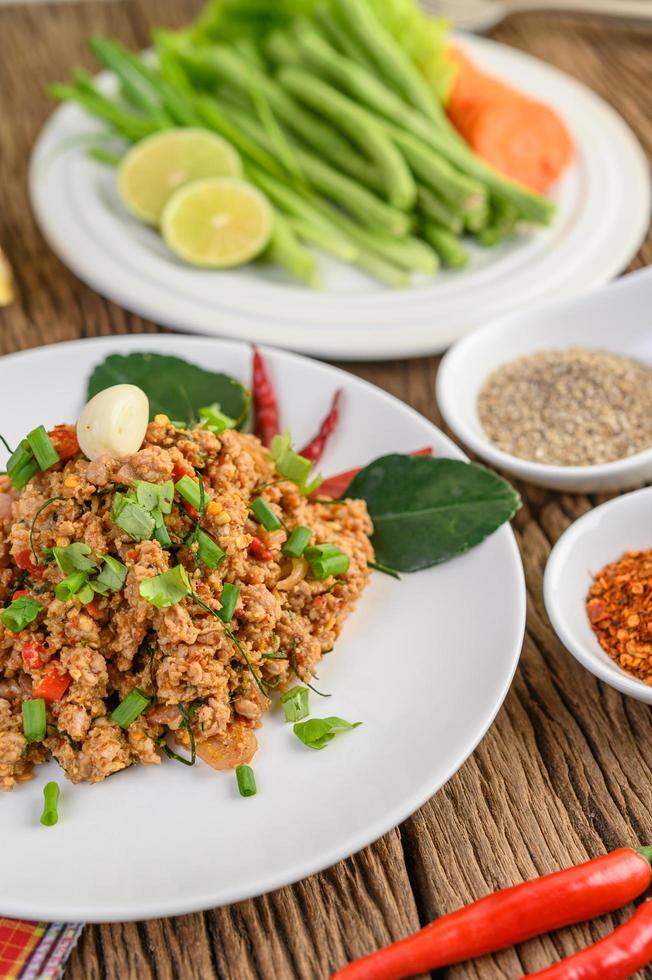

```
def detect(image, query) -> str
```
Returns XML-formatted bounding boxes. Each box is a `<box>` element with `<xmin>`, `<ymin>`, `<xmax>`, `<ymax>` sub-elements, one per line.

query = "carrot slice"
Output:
<box><xmin>446</xmin><ymin>45</ymin><xmax>574</xmax><ymax>193</ymax></box>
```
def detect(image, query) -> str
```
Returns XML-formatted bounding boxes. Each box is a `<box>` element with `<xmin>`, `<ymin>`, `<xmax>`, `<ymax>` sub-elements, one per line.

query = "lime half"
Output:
<box><xmin>161</xmin><ymin>177</ymin><xmax>273</xmax><ymax>269</ymax></box>
<box><xmin>117</xmin><ymin>128</ymin><xmax>242</xmax><ymax>226</ymax></box>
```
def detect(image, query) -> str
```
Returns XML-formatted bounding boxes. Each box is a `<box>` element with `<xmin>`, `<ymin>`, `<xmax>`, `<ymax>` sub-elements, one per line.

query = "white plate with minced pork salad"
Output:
<box><xmin>0</xmin><ymin>335</ymin><xmax>525</xmax><ymax>922</ymax></box>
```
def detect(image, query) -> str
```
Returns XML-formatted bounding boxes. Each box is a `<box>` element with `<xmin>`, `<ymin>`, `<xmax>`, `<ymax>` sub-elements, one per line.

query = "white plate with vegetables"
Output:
<box><xmin>0</xmin><ymin>334</ymin><xmax>525</xmax><ymax>922</ymax></box>
<box><xmin>28</xmin><ymin>0</ymin><xmax>649</xmax><ymax>359</ymax></box>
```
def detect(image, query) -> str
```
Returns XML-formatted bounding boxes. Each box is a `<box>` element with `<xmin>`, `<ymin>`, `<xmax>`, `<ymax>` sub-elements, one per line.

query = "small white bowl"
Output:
<box><xmin>544</xmin><ymin>486</ymin><xmax>652</xmax><ymax>703</ymax></box>
<box><xmin>437</xmin><ymin>267</ymin><xmax>652</xmax><ymax>493</ymax></box>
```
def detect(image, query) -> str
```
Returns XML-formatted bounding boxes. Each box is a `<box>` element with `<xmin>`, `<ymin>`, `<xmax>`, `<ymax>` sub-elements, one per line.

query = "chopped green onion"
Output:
<box><xmin>270</xmin><ymin>434</ymin><xmax>322</xmax><ymax>495</ymax></box>
<box><xmin>26</xmin><ymin>426</ymin><xmax>60</xmax><ymax>471</ymax></box>
<box><xmin>293</xmin><ymin>716</ymin><xmax>361</xmax><ymax>751</ymax></box>
<box><xmin>199</xmin><ymin>403</ymin><xmax>237</xmax><ymax>434</ymax></box>
<box><xmin>95</xmin><ymin>554</ymin><xmax>128</xmax><ymax>592</ymax></box>
<box><xmin>175</xmin><ymin>475</ymin><xmax>202</xmax><ymax>511</ymax></box>
<box><xmin>113</xmin><ymin>498</ymin><xmax>156</xmax><ymax>541</ymax></box>
<box><xmin>154</xmin><ymin>521</ymin><xmax>172</xmax><ymax>548</ymax></box>
<box><xmin>139</xmin><ymin>564</ymin><xmax>192</xmax><ymax>608</ymax></box>
<box><xmin>78</xmin><ymin>583</ymin><xmax>95</xmax><ymax>604</ymax></box>
<box><xmin>111</xmin><ymin>688</ymin><xmax>150</xmax><ymax>728</ymax></box>
<box><xmin>235</xmin><ymin>764</ymin><xmax>257</xmax><ymax>797</ymax></box>
<box><xmin>52</xmin><ymin>542</ymin><xmax>97</xmax><ymax>575</ymax></box>
<box><xmin>40</xmin><ymin>781</ymin><xmax>60</xmax><ymax>826</ymax></box>
<box><xmin>196</xmin><ymin>529</ymin><xmax>225</xmax><ymax>570</ymax></box>
<box><xmin>305</xmin><ymin>544</ymin><xmax>350</xmax><ymax>580</ymax></box>
<box><xmin>9</xmin><ymin>454</ymin><xmax>40</xmax><ymax>491</ymax></box>
<box><xmin>280</xmin><ymin>686</ymin><xmax>310</xmax><ymax>723</ymax></box>
<box><xmin>282</xmin><ymin>526</ymin><xmax>312</xmax><ymax>558</ymax></box>
<box><xmin>22</xmin><ymin>698</ymin><xmax>46</xmax><ymax>743</ymax></box>
<box><xmin>1</xmin><ymin>596</ymin><xmax>43</xmax><ymax>632</ymax></box>
<box><xmin>217</xmin><ymin>582</ymin><xmax>240</xmax><ymax>623</ymax></box>
<box><xmin>251</xmin><ymin>497</ymin><xmax>283</xmax><ymax>532</ymax></box>
<box><xmin>55</xmin><ymin>570</ymin><xmax>89</xmax><ymax>602</ymax></box>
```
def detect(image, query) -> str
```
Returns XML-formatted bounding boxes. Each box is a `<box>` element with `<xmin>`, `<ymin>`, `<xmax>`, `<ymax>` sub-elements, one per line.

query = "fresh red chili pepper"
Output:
<box><xmin>333</xmin><ymin>847</ymin><xmax>652</xmax><ymax>980</ymax></box>
<box><xmin>32</xmin><ymin>667</ymin><xmax>71</xmax><ymax>702</ymax></box>
<box><xmin>182</xmin><ymin>502</ymin><xmax>199</xmax><ymax>521</ymax></box>
<box><xmin>252</xmin><ymin>346</ymin><xmax>280</xmax><ymax>448</ymax></box>
<box><xmin>14</xmin><ymin>548</ymin><xmax>44</xmax><ymax>581</ymax></box>
<box><xmin>48</xmin><ymin>425</ymin><xmax>79</xmax><ymax>462</ymax></box>
<box><xmin>318</xmin><ymin>447</ymin><xmax>433</xmax><ymax>501</ymax></box>
<box><xmin>85</xmin><ymin>600</ymin><xmax>102</xmax><ymax>619</ymax></box>
<box><xmin>249</xmin><ymin>537</ymin><xmax>273</xmax><ymax>561</ymax></box>
<box><xmin>22</xmin><ymin>642</ymin><xmax>48</xmax><ymax>669</ymax></box>
<box><xmin>299</xmin><ymin>389</ymin><xmax>342</xmax><ymax>464</ymax></box>
<box><xmin>528</xmin><ymin>898</ymin><xmax>652</xmax><ymax>979</ymax></box>
<box><xmin>11</xmin><ymin>589</ymin><xmax>30</xmax><ymax>601</ymax></box>
<box><xmin>173</xmin><ymin>459</ymin><xmax>195</xmax><ymax>481</ymax></box>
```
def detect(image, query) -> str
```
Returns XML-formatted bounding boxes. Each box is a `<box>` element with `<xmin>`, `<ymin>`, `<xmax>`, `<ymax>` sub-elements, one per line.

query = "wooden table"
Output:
<box><xmin>1</xmin><ymin>2</ymin><xmax>651</xmax><ymax>976</ymax></box>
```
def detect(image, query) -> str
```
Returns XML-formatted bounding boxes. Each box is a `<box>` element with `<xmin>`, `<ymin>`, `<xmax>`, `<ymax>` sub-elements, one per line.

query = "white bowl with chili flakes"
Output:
<box><xmin>544</xmin><ymin>486</ymin><xmax>652</xmax><ymax>703</ymax></box>
<box><xmin>437</xmin><ymin>267</ymin><xmax>652</xmax><ymax>493</ymax></box>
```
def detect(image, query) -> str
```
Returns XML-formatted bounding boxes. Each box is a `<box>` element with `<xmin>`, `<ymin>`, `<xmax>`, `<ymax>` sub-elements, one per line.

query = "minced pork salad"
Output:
<box><xmin>0</xmin><ymin>395</ymin><xmax>373</xmax><ymax>792</ymax></box>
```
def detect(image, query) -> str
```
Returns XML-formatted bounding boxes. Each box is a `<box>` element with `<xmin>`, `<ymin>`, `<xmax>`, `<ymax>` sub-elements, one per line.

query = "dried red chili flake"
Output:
<box><xmin>586</xmin><ymin>549</ymin><xmax>652</xmax><ymax>683</ymax></box>
<box><xmin>249</xmin><ymin>537</ymin><xmax>273</xmax><ymax>562</ymax></box>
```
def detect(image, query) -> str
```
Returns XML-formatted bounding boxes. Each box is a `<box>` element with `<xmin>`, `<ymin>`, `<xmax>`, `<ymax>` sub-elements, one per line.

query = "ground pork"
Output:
<box><xmin>0</xmin><ymin>417</ymin><xmax>373</xmax><ymax>788</ymax></box>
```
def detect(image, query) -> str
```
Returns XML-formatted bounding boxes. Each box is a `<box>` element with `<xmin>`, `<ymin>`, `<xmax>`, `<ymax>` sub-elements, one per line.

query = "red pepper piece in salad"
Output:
<box><xmin>252</xmin><ymin>347</ymin><xmax>280</xmax><ymax>449</ymax></box>
<box><xmin>47</xmin><ymin>425</ymin><xmax>79</xmax><ymax>462</ymax></box>
<box><xmin>32</xmin><ymin>667</ymin><xmax>72</xmax><ymax>702</ymax></box>
<box><xmin>299</xmin><ymin>389</ymin><xmax>342</xmax><ymax>464</ymax></box>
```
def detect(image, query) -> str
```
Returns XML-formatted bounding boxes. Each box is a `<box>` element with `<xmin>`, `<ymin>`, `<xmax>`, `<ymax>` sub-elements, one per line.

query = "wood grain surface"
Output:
<box><xmin>1</xmin><ymin>2</ymin><xmax>651</xmax><ymax>977</ymax></box>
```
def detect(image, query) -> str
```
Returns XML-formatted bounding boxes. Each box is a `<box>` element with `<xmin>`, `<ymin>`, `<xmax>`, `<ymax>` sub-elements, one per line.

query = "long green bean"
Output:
<box><xmin>331</xmin><ymin>0</ymin><xmax>445</xmax><ymax>126</ymax></box>
<box><xmin>49</xmin><ymin>83</ymin><xmax>158</xmax><ymax>142</ymax></box>
<box><xmin>89</xmin><ymin>36</ymin><xmax>173</xmax><ymax>128</ymax></box>
<box><xmin>219</xmin><ymin>102</ymin><xmax>411</xmax><ymax>237</ymax></box>
<box><xmin>416</xmin><ymin>186</ymin><xmax>464</xmax><ymax>235</ymax></box>
<box><xmin>422</xmin><ymin>221</ymin><xmax>469</xmax><ymax>268</ymax></box>
<box><xmin>265</xmin><ymin>212</ymin><xmax>320</xmax><ymax>288</ymax></box>
<box><xmin>277</xmin><ymin>67</ymin><xmax>416</xmax><ymax>210</ymax></box>
<box><xmin>288</xmin><ymin>219</ymin><xmax>357</xmax><ymax>262</ymax></box>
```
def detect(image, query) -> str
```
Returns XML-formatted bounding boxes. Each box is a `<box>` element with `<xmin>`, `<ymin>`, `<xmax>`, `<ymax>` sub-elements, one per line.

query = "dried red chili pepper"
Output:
<box><xmin>333</xmin><ymin>847</ymin><xmax>652</xmax><ymax>980</ymax></box>
<box><xmin>249</xmin><ymin>537</ymin><xmax>273</xmax><ymax>561</ymax></box>
<box><xmin>318</xmin><ymin>447</ymin><xmax>433</xmax><ymax>501</ymax></box>
<box><xmin>299</xmin><ymin>390</ymin><xmax>342</xmax><ymax>464</ymax></box>
<box><xmin>47</xmin><ymin>425</ymin><xmax>79</xmax><ymax>461</ymax></box>
<box><xmin>252</xmin><ymin>346</ymin><xmax>280</xmax><ymax>448</ymax></box>
<box><xmin>528</xmin><ymin>898</ymin><xmax>652</xmax><ymax>979</ymax></box>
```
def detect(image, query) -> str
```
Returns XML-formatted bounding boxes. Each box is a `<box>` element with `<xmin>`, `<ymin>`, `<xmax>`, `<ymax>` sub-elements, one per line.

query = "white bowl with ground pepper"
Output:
<box><xmin>544</xmin><ymin>486</ymin><xmax>652</xmax><ymax>704</ymax></box>
<box><xmin>437</xmin><ymin>267</ymin><xmax>652</xmax><ymax>493</ymax></box>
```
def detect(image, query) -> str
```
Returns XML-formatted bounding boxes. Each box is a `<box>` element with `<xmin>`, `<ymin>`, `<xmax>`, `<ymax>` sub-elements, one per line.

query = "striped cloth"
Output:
<box><xmin>0</xmin><ymin>920</ymin><xmax>83</xmax><ymax>980</ymax></box>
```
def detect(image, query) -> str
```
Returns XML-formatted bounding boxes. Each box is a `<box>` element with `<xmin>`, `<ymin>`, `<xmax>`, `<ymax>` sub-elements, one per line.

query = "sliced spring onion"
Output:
<box><xmin>111</xmin><ymin>688</ymin><xmax>150</xmax><ymax>728</ymax></box>
<box><xmin>22</xmin><ymin>698</ymin><xmax>47</xmax><ymax>743</ymax></box>
<box><xmin>251</xmin><ymin>497</ymin><xmax>283</xmax><ymax>532</ymax></box>
<box><xmin>217</xmin><ymin>582</ymin><xmax>240</xmax><ymax>623</ymax></box>
<box><xmin>282</xmin><ymin>525</ymin><xmax>312</xmax><ymax>559</ymax></box>
<box><xmin>175</xmin><ymin>475</ymin><xmax>202</xmax><ymax>511</ymax></box>
<box><xmin>196</xmin><ymin>529</ymin><xmax>225</xmax><ymax>570</ymax></box>
<box><xmin>154</xmin><ymin>521</ymin><xmax>172</xmax><ymax>549</ymax></box>
<box><xmin>40</xmin><ymin>781</ymin><xmax>60</xmax><ymax>827</ymax></box>
<box><xmin>199</xmin><ymin>403</ymin><xmax>237</xmax><ymax>434</ymax></box>
<box><xmin>52</xmin><ymin>542</ymin><xmax>96</xmax><ymax>575</ymax></box>
<box><xmin>235</xmin><ymin>764</ymin><xmax>257</xmax><ymax>798</ymax></box>
<box><xmin>270</xmin><ymin>434</ymin><xmax>322</xmax><ymax>495</ymax></box>
<box><xmin>8</xmin><ymin>453</ymin><xmax>40</xmax><ymax>491</ymax></box>
<box><xmin>139</xmin><ymin>565</ymin><xmax>192</xmax><ymax>608</ymax></box>
<box><xmin>1</xmin><ymin>596</ymin><xmax>43</xmax><ymax>632</ymax></box>
<box><xmin>95</xmin><ymin>554</ymin><xmax>128</xmax><ymax>592</ymax></box>
<box><xmin>26</xmin><ymin>425</ymin><xmax>60</xmax><ymax>471</ymax></box>
<box><xmin>280</xmin><ymin>686</ymin><xmax>310</xmax><ymax>723</ymax></box>
<box><xmin>293</xmin><ymin>716</ymin><xmax>361</xmax><ymax>751</ymax></box>
<box><xmin>305</xmin><ymin>543</ymin><xmax>350</xmax><ymax>580</ymax></box>
<box><xmin>55</xmin><ymin>570</ymin><xmax>89</xmax><ymax>602</ymax></box>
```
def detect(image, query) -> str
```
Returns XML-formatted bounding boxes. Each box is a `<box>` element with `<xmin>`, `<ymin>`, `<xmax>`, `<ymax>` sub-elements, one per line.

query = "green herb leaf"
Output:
<box><xmin>112</xmin><ymin>495</ymin><xmax>156</xmax><ymax>542</ymax></box>
<box><xmin>88</xmin><ymin>353</ymin><xmax>250</xmax><ymax>427</ymax></box>
<box><xmin>96</xmin><ymin>554</ymin><xmax>128</xmax><ymax>592</ymax></box>
<box><xmin>346</xmin><ymin>455</ymin><xmax>521</xmax><ymax>572</ymax></box>
<box><xmin>1</xmin><ymin>596</ymin><xmax>43</xmax><ymax>632</ymax></box>
<box><xmin>293</xmin><ymin>716</ymin><xmax>361</xmax><ymax>750</ymax></box>
<box><xmin>52</xmin><ymin>542</ymin><xmax>97</xmax><ymax>576</ymax></box>
<box><xmin>280</xmin><ymin>686</ymin><xmax>310</xmax><ymax>722</ymax></box>
<box><xmin>135</xmin><ymin>479</ymin><xmax>174</xmax><ymax>515</ymax></box>
<box><xmin>139</xmin><ymin>565</ymin><xmax>192</xmax><ymax>608</ymax></box>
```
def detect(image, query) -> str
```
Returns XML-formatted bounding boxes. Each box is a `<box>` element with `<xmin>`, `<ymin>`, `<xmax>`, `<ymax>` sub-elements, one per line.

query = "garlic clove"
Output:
<box><xmin>77</xmin><ymin>384</ymin><xmax>149</xmax><ymax>461</ymax></box>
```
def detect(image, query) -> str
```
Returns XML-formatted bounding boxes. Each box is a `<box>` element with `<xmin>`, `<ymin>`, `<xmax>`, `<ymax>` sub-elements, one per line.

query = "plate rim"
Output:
<box><xmin>28</xmin><ymin>36</ymin><xmax>651</xmax><ymax>361</ymax></box>
<box><xmin>0</xmin><ymin>335</ymin><xmax>526</xmax><ymax>921</ymax></box>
